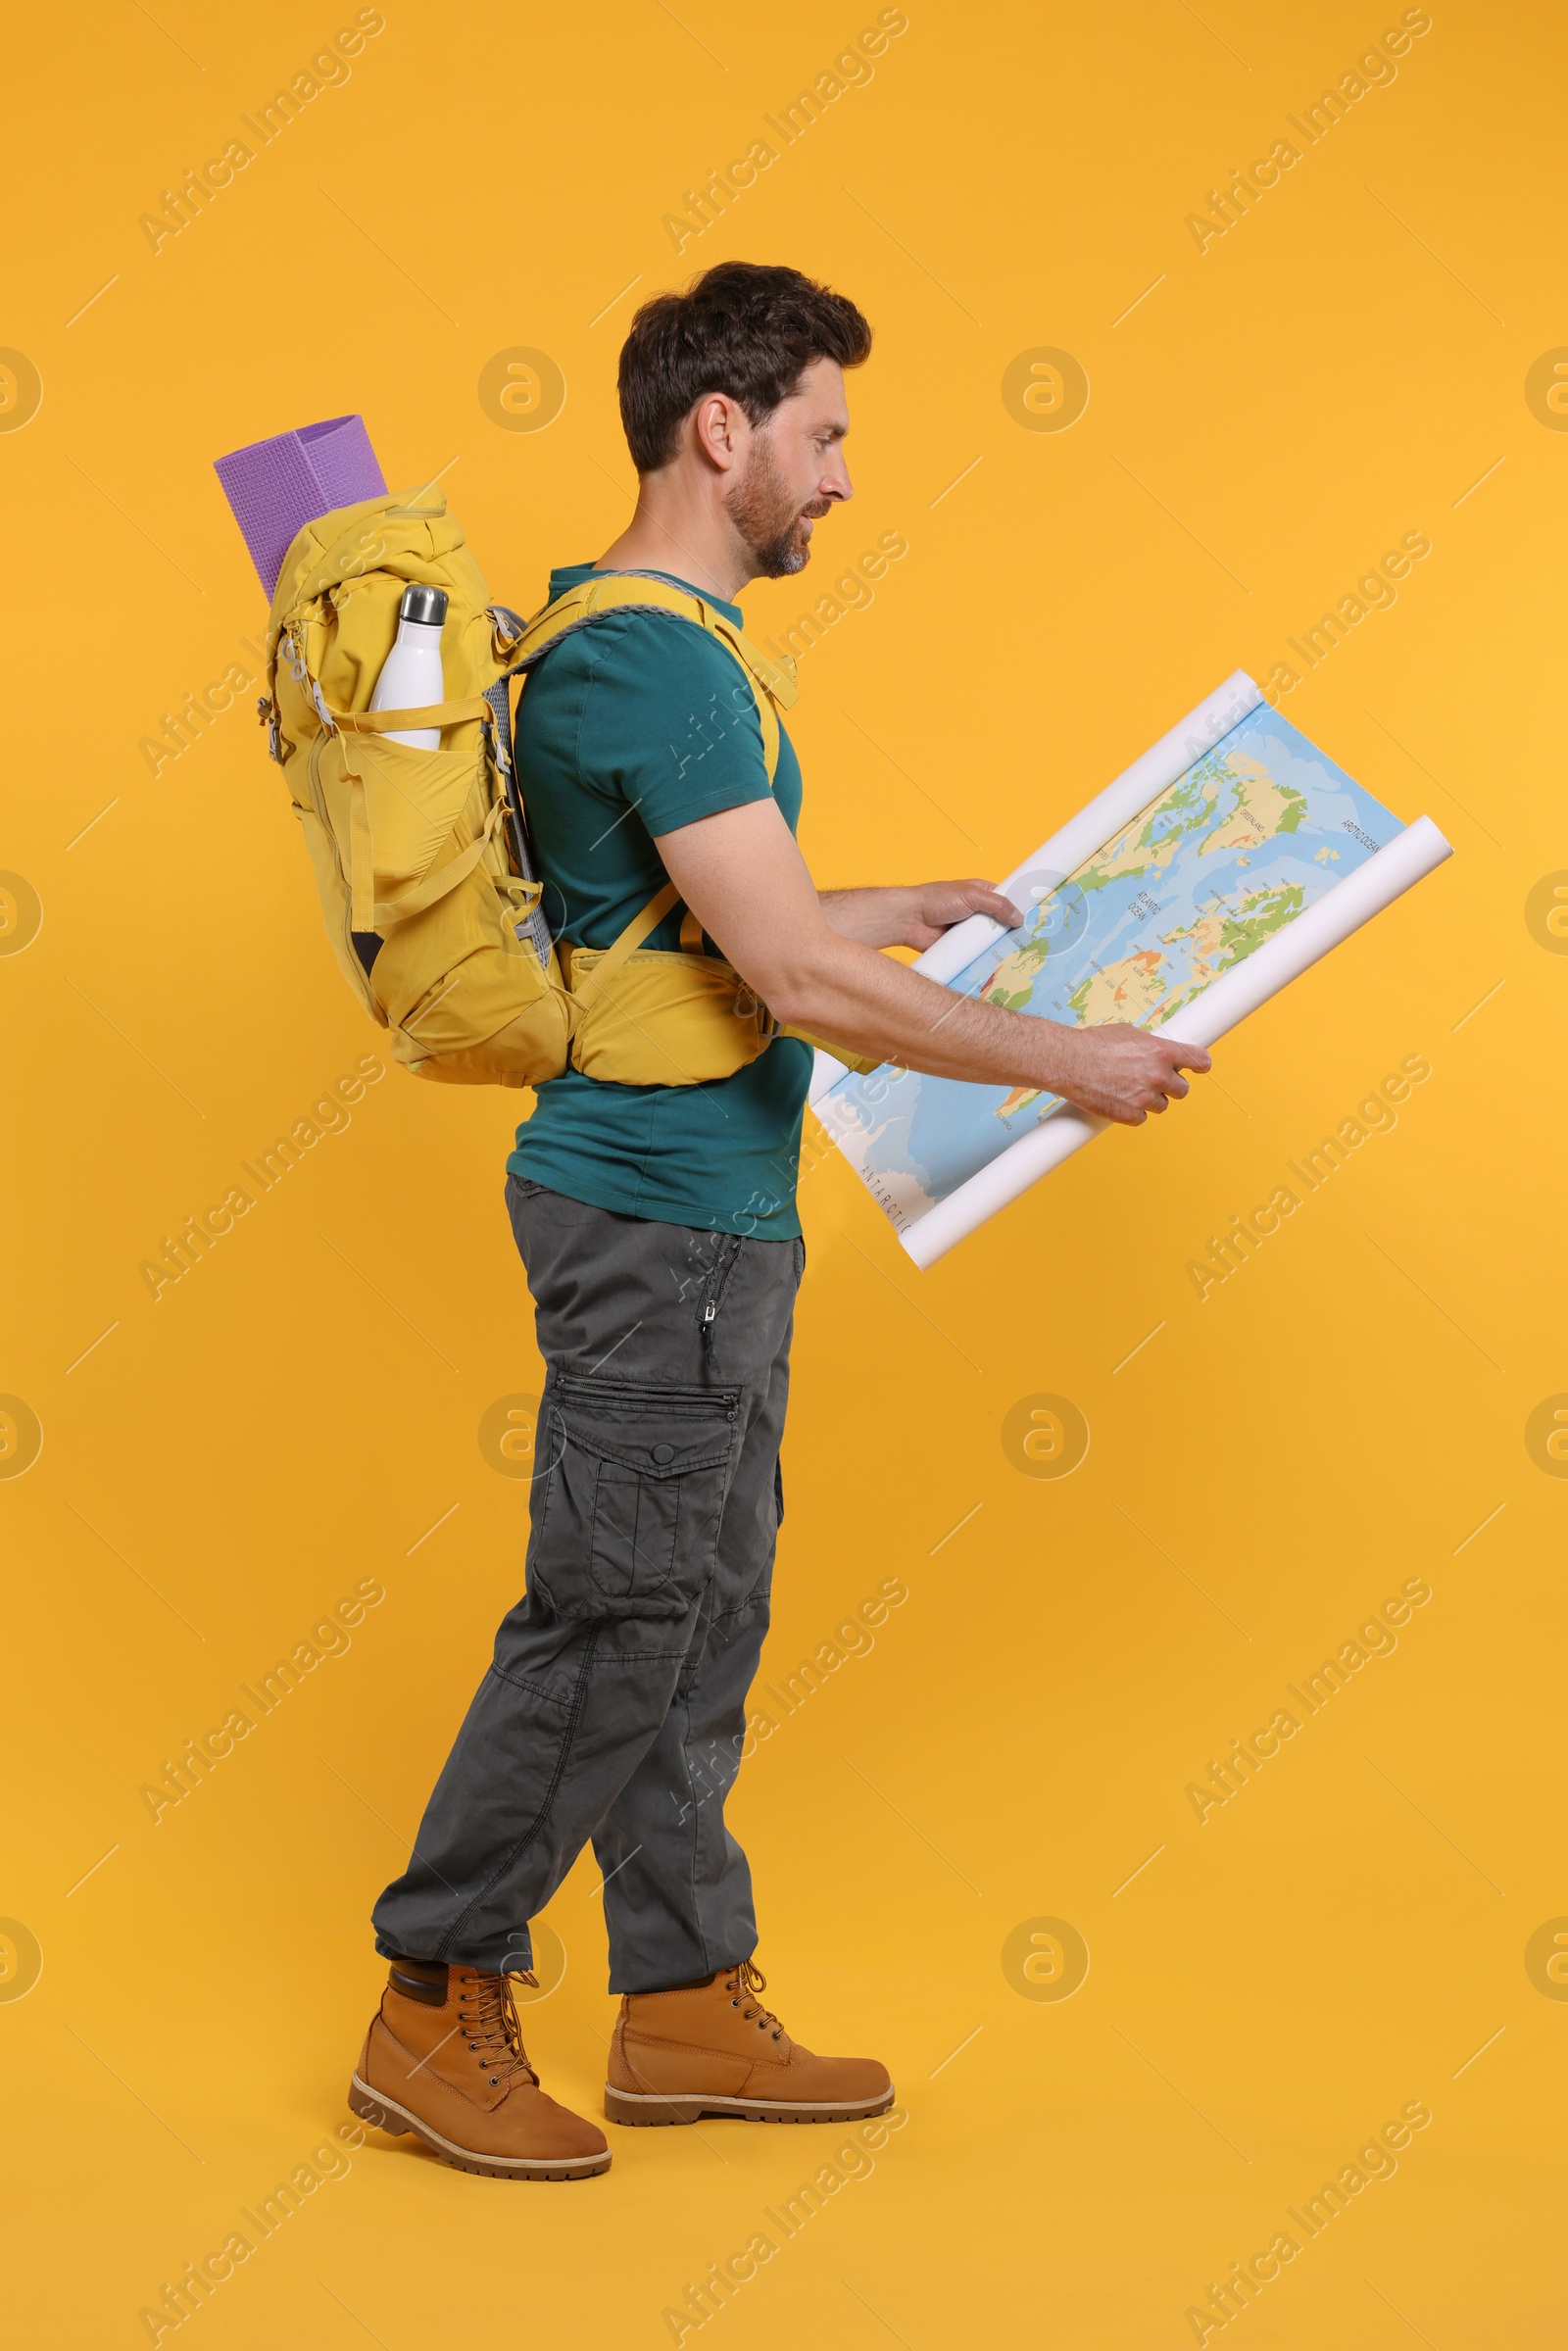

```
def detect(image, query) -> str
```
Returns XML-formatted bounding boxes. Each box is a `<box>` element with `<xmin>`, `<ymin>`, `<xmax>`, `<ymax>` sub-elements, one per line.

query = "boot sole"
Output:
<box><xmin>348</xmin><ymin>2075</ymin><xmax>612</xmax><ymax>2180</ymax></box>
<box><xmin>604</xmin><ymin>2082</ymin><xmax>895</xmax><ymax>2128</ymax></box>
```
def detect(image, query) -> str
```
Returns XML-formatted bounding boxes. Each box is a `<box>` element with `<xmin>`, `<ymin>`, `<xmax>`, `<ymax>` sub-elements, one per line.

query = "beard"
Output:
<box><xmin>724</xmin><ymin>438</ymin><xmax>830</xmax><ymax>578</ymax></box>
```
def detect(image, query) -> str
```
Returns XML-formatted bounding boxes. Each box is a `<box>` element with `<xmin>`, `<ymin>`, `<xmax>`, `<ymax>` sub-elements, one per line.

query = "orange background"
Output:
<box><xmin>4</xmin><ymin>1</ymin><xmax>1566</xmax><ymax>2343</ymax></box>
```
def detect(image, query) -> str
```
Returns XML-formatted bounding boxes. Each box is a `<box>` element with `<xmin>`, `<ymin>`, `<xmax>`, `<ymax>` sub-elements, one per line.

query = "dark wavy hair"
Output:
<box><xmin>618</xmin><ymin>261</ymin><xmax>872</xmax><ymax>473</ymax></box>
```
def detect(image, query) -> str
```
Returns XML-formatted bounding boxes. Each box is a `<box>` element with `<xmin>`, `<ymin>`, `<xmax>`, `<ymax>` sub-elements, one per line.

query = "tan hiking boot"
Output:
<box><xmin>604</xmin><ymin>1959</ymin><xmax>893</xmax><ymax>2127</ymax></box>
<box><xmin>349</xmin><ymin>1956</ymin><xmax>611</xmax><ymax>2180</ymax></box>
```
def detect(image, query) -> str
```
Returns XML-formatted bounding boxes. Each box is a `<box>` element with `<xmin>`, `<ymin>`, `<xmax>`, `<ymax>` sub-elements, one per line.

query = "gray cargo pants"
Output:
<box><xmin>371</xmin><ymin>1176</ymin><xmax>802</xmax><ymax>1993</ymax></box>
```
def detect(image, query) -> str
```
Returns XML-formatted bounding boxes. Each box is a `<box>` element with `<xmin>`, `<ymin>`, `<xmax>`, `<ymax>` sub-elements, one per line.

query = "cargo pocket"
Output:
<box><xmin>526</xmin><ymin>1375</ymin><xmax>741</xmax><ymax>1621</ymax></box>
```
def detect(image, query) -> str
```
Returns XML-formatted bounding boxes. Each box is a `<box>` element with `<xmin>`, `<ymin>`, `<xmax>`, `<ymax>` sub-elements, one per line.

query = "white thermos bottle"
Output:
<box><xmin>369</xmin><ymin>584</ymin><xmax>448</xmax><ymax>747</ymax></box>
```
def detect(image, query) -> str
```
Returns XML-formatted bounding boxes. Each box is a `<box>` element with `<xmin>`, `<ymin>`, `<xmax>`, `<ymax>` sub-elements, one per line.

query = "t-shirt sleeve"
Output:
<box><xmin>575</xmin><ymin>613</ymin><xmax>773</xmax><ymax>838</ymax></box>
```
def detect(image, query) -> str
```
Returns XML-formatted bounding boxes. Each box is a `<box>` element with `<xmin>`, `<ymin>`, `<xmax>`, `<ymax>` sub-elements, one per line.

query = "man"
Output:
<box><xmin>354</xmin><ymin>262</ymin><xmax>1208</xmax><ymax>2179</ymax></box>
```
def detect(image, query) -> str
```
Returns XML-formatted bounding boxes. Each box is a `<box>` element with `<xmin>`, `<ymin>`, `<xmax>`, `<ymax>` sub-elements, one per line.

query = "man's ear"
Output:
<box><xmin>692</xmin><ymin>391</ymin><xmax>745</xmax><ymax>474</ymax></box>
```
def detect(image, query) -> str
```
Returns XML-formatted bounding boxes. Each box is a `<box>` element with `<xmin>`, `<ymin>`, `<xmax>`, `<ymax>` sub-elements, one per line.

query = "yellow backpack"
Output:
<box><xmin>263</xmin><ymin>488</ymin><xmax>808</xmax><ymax>1089</ymax></box>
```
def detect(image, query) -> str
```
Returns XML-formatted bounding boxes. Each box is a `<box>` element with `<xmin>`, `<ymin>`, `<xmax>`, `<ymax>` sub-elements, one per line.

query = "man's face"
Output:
<box><xmin>725</xmin><ymin>358</ymin><xmax>853</xmax><ymax>578</ymax></box>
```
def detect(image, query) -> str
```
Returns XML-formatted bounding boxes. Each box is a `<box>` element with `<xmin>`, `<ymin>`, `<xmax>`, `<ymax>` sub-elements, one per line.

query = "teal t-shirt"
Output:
<box><xmin>506</xmin><ymin>564</ymin><xmax>812</xmax><ymax>1237</ymax></box>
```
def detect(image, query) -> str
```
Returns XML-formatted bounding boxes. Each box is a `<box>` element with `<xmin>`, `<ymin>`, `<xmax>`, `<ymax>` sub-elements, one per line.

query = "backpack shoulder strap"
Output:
<box><xmin>511</xmin><ymin>573</ymin><xmax>801</xmax><ymax>994</ymax></box>
<box><xmin>507</xmin><ymin>571</ymin><xmax>797</xmax><ymax>783</ymax></box>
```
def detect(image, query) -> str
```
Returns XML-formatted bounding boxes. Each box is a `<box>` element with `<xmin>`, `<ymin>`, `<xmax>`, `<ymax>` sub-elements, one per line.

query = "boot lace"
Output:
<box><xmin>724</xmin><ymin>1959</ymin><xmax>784</xmax><ymax>2042</ymax></box>
<box><xmin>456</xmin><ymin>1969</ymin><xmax>539</xmax><ymax>2090</ymax></box>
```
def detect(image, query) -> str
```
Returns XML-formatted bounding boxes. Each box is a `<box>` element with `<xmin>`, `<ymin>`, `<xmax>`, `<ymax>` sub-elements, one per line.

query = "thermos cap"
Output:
<box><xmin>400</xmin><ymin>584</ymin><xmax>448</xmax><ymax>627</ymax></box>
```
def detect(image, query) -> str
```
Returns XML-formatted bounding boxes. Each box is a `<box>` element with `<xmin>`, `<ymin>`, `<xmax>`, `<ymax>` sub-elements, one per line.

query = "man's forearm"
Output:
<box><xmin>816</xmin><ymin>884</ymin><xmax>919</xmax><ymax>947</ymax></box>
<box><xmin>776</xmin><ymin>931</ymin><xmax>1087</xmax><ymax>1092</ymax></box>
<box><xmin>817</xmin><ymin>878</ymin><xmax>1021</xmax><ymax>950</ymax></box>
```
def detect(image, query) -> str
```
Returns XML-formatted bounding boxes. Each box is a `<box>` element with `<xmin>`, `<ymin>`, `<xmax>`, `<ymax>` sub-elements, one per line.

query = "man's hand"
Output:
<box><xmin>1053</xmin><ymin>1024</ymin><xmax>1211</xmax><ymax>1126</ymax></box>
<box><xmin>819</xmin><ymin>877</ymin><xmax>1021</xmax><ymax>949</ymax></box>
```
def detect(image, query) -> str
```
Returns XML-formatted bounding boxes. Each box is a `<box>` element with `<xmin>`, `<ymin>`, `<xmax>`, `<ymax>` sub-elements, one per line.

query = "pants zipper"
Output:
<box><xmin>699</xmin><ymin>1235</ymin><xmax>744</xmax><ymax>1344</ymax></box>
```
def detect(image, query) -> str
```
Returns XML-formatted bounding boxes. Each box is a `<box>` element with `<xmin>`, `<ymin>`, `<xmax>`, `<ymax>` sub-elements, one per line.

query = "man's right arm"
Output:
<box><xmin>655</xmin><ymin>798</ymin><xmax>1211</xmax><ymax>1126</ymax></box>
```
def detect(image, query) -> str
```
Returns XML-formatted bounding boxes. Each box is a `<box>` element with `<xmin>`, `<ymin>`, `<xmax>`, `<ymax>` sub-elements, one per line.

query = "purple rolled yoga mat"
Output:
<box><xmin>214</xmin><ymin>415</ymin><xmax>387</xmax><ymax>598</ymax></box>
